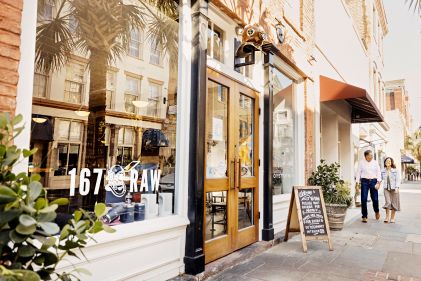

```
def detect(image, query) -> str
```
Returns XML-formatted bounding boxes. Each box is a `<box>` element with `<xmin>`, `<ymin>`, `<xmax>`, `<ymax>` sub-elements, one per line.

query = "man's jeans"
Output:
<box><xmin>360</xmin><ymin>178</ymin><xmax>379</xmax><ymax>218</ymax></box>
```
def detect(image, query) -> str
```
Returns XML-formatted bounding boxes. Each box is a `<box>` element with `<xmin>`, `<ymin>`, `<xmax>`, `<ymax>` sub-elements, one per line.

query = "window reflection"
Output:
<box><xmin>31</xmin><ymin>0</ymin><xmax>180</xmax><ymax>224</ymax></box>
<box><xmin>272</xmin><ymin>68</ymin><xmax>295</xmax><ymax>195</ymax></box>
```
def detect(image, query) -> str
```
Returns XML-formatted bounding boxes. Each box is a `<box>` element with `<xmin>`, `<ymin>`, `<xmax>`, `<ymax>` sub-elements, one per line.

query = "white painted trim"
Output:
<box><xmin>14</xmin><ymin>0</ymin><xmax>37</xmax><ymax>174</ymax></box>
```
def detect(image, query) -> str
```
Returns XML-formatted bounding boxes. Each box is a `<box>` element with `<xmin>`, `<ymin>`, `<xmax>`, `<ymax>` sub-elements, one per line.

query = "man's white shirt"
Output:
<box><xmin>356</xmin><ymin>159</ymin><xmax>381</xmax><ymax>182</ymax></box>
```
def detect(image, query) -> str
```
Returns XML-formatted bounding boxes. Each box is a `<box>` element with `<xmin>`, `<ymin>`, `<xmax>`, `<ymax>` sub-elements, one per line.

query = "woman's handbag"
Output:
<box><xmin>354</xmin><ymin>182</ymin><xmax>361</xmax><ymax>207</ymax></box>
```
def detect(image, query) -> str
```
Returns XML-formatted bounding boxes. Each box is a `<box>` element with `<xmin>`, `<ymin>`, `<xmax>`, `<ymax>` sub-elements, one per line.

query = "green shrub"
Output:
<box><xmin>308</xmin><ymin>160</ymin><xmax>352</xmax><ymax>207</ymax></box>
<box><xmin>0</xmin><ymin>113</ymin><xmax>115</xmax><ymax>281</ymax></box>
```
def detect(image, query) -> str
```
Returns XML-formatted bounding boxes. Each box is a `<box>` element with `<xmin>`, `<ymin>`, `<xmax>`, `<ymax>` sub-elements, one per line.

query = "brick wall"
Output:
<box><xmin>0</xmin><ymin>0</ymin><xmax>23</xmax><ymax>115</ymax></box>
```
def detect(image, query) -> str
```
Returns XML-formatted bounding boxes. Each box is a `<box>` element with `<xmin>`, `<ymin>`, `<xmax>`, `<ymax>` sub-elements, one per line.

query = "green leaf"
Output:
<box><xmin>37</xmin><ymin>211</ymin><xmax>56</xmax><ymax>222</ymax></box>
<box><xmin>9</xmin><ymin>230</ymin><xmax>27</xmax><ymax>243</ymax></box>
<box><xmin>19</xmin><ymin>214</ymin><xmax>37</xmax><ymax>227</ymax></box>
<box><xmin>7</xmin><ymin>269</ymin><xmax>40</xmax><ymax>281</ymax></box>
<box><xmin>0</xmin><ymin>145</ymin><xmax>6</xmax><ymax>157</ymax></box>
<box><xmin>102</xmin><ymin>224</ymin><xmax>116</xmax><ymax>233</ymax></box>
<box><xmin>41</xmin><ymin>236</ymin><xmax>57</xmax><ymax>250</ymax></box>
<box><xmin>28</xmin><ymin>181</ymin><xmax>42</xmax><ymax>202</ymax></box>
<box><xmin>12</xmin><ymin>114</ymin><xmax>23</xmax><ymax>125</ymax></box>
<box><xmin>0</xmin><ymin>185</ymin><xmax>18</xmax><ymax>203</ymax></box>
<box><xmin>38</xmin><ymin>222</ymin><xmax>59</xmax><ymax>235</ymax></box>
<box><xmin>74</xmin><ymin>210</ymin><xmax>82</xmax><ymax>222</ymax></box>
<box><xmin>30</xmin><ymin>173</ymin><xmax>41</xmax><ymax>182</ymax></box>
<box><xmin>34</xmin><ymin>198</ymin><xmax>46</xmax><ymax>210</ymax></box>
<box><xmin>18</xmin><ymin>244</ymin><xmax>36</xmax><ymax>257</ymax></box>
<box><xmin>42</xmin><ymin>252</ymin><xmax>58</xmax><ymax>267</ymax></box>
<box><xmin>0</xmin><ymin>209</ymin><xmax>21</xmax><ymax>225</ymax></box>
<box><xmin>90</xmin><ymin>221</ymin><xmax>103</xmax><ymax>234</ymax></box>
<box><xmin>50</xmin><ymin>198</ymin><xmax>69</xmax><ymax>206</ymax></box>
<box><xmin>39</xmin><ymin>204</ymin><xmax>58</xmax><ymax>213</ymax></box>
<box><xmin>73</xmin><ymin>268</ymin><xmax>92</xmax><ymax>276</ymax></box>
<box><xmin>94</xmin><ymin>203</ymin><xmax>107</xmax><ymax>218</ymax></box>
<box><xmin>16</xmin><ymin>223</ymin><xmax>36</xmax><ymax>235</ymax></box>
<box><xmin>22</xmin><ymin>204</ymin><xmax>36</xmax><ymax>214</ymax></box>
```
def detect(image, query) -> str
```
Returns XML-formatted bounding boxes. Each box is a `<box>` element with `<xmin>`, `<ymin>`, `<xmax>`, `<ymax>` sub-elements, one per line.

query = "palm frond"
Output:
<box><xmin>35</xmin><ymin>16</ymin><xmax>74</xmax><ymax>73</ymax></box>
<box><xmin>146</xmin><ymin>0</ymin><xmax>178</xmax><ymax>19</ymax></box>
<box><xmin>406</xmin><ymin>0</ymin><xmax>421</xmax><ymax>14</ymax></box>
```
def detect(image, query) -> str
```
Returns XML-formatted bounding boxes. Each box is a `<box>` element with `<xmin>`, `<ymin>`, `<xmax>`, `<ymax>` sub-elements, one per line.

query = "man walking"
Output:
<box><xmin>356</xmin><ymin>150</ymin><xmax>382</xmax><ymax>223</ymax></box>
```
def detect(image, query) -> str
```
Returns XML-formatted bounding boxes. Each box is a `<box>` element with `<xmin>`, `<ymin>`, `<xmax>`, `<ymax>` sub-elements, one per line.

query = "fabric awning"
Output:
<box><xmin>320</xmin><ymin>76</ymin><xmax>384</xmax><ymax>123</ymax></box>
<box><xmin>401</xmin><ymin>155</ymin><xmax>415</xmax><ymax>164</ymax></box>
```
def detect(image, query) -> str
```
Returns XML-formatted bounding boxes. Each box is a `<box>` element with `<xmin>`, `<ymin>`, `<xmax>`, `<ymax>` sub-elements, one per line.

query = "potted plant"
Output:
<box><xmin>0</xmin><ymin>114</ymin><xmax>115</xmax><ymax>281</ymax></box>
<box><xmin>308</xmin><ymin>160</ymin><xmax>353</xmax><ymax>230</ymax></box>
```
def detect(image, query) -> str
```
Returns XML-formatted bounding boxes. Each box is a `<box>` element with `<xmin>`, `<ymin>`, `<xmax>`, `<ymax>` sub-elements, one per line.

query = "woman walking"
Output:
<box><xmin>381</xmin><ymin>157</ymin><xmax>401</xmax><ymax>223</ymax></box>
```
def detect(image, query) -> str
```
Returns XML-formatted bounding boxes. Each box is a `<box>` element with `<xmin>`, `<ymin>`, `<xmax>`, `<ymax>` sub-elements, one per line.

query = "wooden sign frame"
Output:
<box><xmin>284</xmin><ymin>186</ymin><xmax>333</xmax><ymax>252</ymax></box>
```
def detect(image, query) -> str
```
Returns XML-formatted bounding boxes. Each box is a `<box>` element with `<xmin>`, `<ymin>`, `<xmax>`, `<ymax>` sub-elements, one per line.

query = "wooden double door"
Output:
<box><xmin>204</xmin><ymin>69</ymin><xmax>259</xmax><ymax>263</ymax></box>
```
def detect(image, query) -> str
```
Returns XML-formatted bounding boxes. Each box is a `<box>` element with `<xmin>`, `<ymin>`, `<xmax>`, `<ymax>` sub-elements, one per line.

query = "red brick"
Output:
<box><xmin>0</xmin><ymin>42</ymin><xmax>20</xmax><ymax>60</ymax></box>
<box><xmin>0</xmin><ymin>56</ymin><xmax>19</xmax><ymax>71</ymax></box>
<box><xmin>0</xmin><ymin>67</ymin><xmax>19</xmax><ymax>85</ymax></box>
<box><xmin>0</xmin><ymin>29</ymin><xmax>21</xmax><ymax>47</ymax></box>
<box><xmin>0</xmin><ymin>17</ymin><xmax>21</xmax><ymax>34</ymax></box>
<box><xmin>0</xmin><ymin>0</ymin><xmax>23</xmax><ymax>10</ymax></box>
<box><xmin>0</xmin><ymin>83</ymin><xmax>16</xmax><ymax>97</ymax></box>
<box><xmin>0</xmin><ymin>95</ymin><xmax>16</xmax><ymax>112</ymax></box>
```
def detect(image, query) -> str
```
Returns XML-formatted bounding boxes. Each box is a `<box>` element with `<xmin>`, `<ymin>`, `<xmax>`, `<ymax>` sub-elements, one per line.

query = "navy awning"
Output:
<box><xmin>401</xmin><ymin>155</ymin><xmax>415</xmax><ymax>164</ymax></box>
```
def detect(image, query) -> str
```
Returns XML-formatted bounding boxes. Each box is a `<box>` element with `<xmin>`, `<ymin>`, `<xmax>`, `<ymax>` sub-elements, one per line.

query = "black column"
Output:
<box><xmin>184</xmin><ymin>0</ymin><xmax>208</xmax><ymax>275</ymax></box>
<box><xmin>262</xmin><ymin>52</ymin><xmax>274</xmax><ymax>241</ymax></box>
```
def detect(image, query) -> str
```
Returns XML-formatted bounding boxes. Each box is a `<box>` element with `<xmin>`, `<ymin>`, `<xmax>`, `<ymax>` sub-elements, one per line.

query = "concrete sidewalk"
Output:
<box><xmin>207</xmin><ymin>182</ymin><xmax>421</xmax><ymax>281</ymax></box>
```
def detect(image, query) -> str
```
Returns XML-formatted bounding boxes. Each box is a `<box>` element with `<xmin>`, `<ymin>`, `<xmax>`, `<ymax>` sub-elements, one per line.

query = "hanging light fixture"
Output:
<box><xmin>74</xmin><ymin>110</ymin><xmax>90</xmax><ymax>117</ymax></box>
<box><xmin>32</xmin><ymin>117</ymin><xmax>48</xmax><ymax>124</ymax></box>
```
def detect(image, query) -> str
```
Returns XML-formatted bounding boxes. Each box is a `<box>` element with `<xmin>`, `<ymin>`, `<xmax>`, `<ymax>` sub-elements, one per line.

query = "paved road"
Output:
<box><xmin>208</xmin><ymin>182</ymin><xmax>421</xmax><ymax>281</ymax></box>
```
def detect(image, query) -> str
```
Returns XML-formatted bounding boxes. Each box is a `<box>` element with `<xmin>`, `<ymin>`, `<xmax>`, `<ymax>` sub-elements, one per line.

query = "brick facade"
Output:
<box><xmin>0</xmin><ymin>0</ymin><xmax>23</xmax><ymax>115</ymax></box>
<box><xmin>385</xmin><ymin>79</ymin><xmax>412</xmax><ymax>132</ymax></box>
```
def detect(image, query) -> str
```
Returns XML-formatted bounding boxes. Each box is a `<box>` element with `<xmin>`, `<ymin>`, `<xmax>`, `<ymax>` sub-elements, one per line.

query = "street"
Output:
<box><xmin>207</xmin><ymin>182</ymin><xmax>421</xmax><ymax>281</ymax></box>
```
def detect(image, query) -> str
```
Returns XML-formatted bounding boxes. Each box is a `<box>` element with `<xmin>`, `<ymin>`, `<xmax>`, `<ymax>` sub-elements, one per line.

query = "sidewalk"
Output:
<box><xmin>207</xmin><ymin>182</ymin><xmax>421</xmax><ymax>281</ymax></box>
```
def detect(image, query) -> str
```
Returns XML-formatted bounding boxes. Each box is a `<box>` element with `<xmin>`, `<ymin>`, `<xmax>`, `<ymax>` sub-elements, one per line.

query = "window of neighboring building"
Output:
<box><xmin>106</xmin><ymin>71</ymin><xmax>116</xmax><ymax>109</ymax></box>
<box><xmin>125</xmin><ymin>75</ymin><xmax>141</xmax><ymax>113</ymax></box>
<box><xmin>64</xmin><ymin>61</ymin><xmax>85</xmax><ymax>104</ymax></box>
<box><xmin>207</xmin><ymin>22</ymin><xmax>224</xmax><ymax>62</ymax></box>
<box><xmin>373</xmin><ymin>8</ymin><xmax>378</xmax><ymax>43</ymax></box>
<box><xmin>39</xmin><ymin>0</ymin><xmax>54</xmax><ymax>22</ymax></box>
<box><xmin>147</xmin><ymin>82</ymin><xmax>162</xmax><ymax>117</ymax></box>
<box><xmin>117</xmin><ymin>127</ymin><xmax>134</xmax><ymax>166</ymax></box>
<box><xmin>129</xmin><ymin>28</ymin><xmax>143</xmax><ymax>59</ymax></box>
<box><xmin>54</xmin><ymin>120</ymin><xmax>82</xmax><ymax>176</ymax></box>
<box><xmin>272</xmin><ymin>68</ymin><xmax>295</xmax><ymax>195</ymax></box>
<box><xmin>389</xmin><ymin>92</ymin><xmax>396</xmax><ymax>110</ymax></box>
<box><xmin>33</xmin><ymin>72</ymin><xmax>48</xmax><ymax>98</ymax></box>
<box><xmin>149</xmin><ymin>37</ymin><xmax>162</xmax><ymax>65</ymax></box>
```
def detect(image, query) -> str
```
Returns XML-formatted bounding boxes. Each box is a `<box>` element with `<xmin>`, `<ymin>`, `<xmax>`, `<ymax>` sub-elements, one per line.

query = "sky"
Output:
<box><xmin>383</xmin><ymin>1</ymin><xmax>421</xmax><ymax>131</ymax></box>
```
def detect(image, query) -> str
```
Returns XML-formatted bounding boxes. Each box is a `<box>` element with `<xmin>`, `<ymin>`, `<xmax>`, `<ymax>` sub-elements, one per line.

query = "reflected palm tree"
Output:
<box><xmin>407</xmin><ymin>0</ymin><xmax>421</xmax><ymax>14</ymax></box>
<box><xmin>35</xmin><ymin>0</ymin><xmax>178</xmax><ymax>207</ymax></box>
<box><xmin>35</xmin><ymin>0</ymin><xmax>178</xmax><ymax>167</ymax></box>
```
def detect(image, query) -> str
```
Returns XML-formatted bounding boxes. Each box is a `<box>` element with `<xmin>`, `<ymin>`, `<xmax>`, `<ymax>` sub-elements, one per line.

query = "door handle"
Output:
<box><xmin>230</xmin><ymin>160</ymin><xmax>235</xmax><ymax>189</ymax></box>
<box><xmin>234</xmin><ymin>158</ymin><xmax>241</xmax><ymax>190</ymax></box>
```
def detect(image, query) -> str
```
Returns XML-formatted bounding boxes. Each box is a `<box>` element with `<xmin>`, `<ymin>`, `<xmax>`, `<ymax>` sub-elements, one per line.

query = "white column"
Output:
<box><xmin>14</xmin><ymin>0</ymin><xmax>37</xmax><ymax>174</ymax></box>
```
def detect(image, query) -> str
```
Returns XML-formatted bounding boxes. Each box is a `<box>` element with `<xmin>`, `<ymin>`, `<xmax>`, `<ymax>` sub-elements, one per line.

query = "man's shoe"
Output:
<box><xmin>362</xmin><ymin>218</ymin><xmax>368</xmax><ymax>223</ymax></box>
<box><xmin>375</xmin><ymin>212</ymin><xmax>380</xmax><ymax>220</ymax></box>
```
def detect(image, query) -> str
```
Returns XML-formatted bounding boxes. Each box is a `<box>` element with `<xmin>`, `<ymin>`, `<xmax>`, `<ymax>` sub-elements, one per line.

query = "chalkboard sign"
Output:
<box><xmin>284</xmin><ymin>186</ymin><xmax>333</xmax><ymax>252</ymax></box>
<box><xmin>297</xmin><ymin>188</ymin><xmax>327</xmax><ymax>236</ymax></box>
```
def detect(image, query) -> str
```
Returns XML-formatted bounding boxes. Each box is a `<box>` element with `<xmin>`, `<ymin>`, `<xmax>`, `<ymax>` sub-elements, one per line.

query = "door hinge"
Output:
<box><xmin>258</xmin><ymin>211</ymin><xmax>261</xmax><ymax>219</ymax></box>
<box><xmin>259</xmin><ymin>159</ymin><xmax>261</xmax><ymax>166</ymax></box>
<box><xmin>258</xmin><ymin>107</ymin><xmax>261</xmax><ymax>115</ymax></box>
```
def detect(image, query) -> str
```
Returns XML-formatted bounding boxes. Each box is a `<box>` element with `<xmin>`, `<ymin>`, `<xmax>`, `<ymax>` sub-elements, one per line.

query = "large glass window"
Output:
<box><xmin>31</xmin><ymin>0</ymin><xmax>180</xmax><ymax>225</ymax></box>
<box><xmin>272</xmin><ymin>68</ymin><xmax>295</xmax><ymax>195</ymax></box>
<box><xmin>64</xmin><ymin>61</ymin><xmax>85</xmax><ymax>103</ymax></box>
<box><xmin>125</xmin><ymin>75</ymin><xmax>141</xmax><ymax>113</ymax></box>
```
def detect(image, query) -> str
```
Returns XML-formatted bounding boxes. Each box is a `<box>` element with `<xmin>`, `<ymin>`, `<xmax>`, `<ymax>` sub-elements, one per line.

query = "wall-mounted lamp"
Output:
<box><xmin>32</xmin><ymin>117</ymin><xmax>47</xmax><ymax>124</ymax></box>
<box><xmin>132</xmin><ymin>100</ymin><xmax>149</xmax><ymax>108</ymax></box>
<box><xmin>74</xmin><ymin>110</ymin><xmax>90</xmax><ymax>117</ymax></box>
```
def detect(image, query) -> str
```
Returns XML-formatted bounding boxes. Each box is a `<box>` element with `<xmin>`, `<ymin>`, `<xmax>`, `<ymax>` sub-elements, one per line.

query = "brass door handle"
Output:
<box><xmin>230</xmin><ymin>160</ymin><xmax>235</xmax><ymax>189</ymax></box>
<box><xmin>234</xmin><ymin>158</ymin><xmax>241</xmax><ymax>190</ymax></box>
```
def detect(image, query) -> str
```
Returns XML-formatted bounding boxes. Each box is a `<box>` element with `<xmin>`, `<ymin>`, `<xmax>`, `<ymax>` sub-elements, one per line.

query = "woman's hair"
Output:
<box><xmin>384</xmin><ymin>157</ymin><xmax>396</xmax><ymax>169</ymax></box>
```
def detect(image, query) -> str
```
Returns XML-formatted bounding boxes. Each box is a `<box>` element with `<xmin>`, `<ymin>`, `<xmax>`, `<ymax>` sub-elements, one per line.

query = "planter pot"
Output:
<box><xmin>325</xmin><ymin>203</ymin><xmax>348</xmax><ymax>231</ymax></box>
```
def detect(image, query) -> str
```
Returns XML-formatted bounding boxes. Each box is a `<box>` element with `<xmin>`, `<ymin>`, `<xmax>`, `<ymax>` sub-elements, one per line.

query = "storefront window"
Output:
<box><xmin>31</xmin><ymin>0</ymin><xmax>179</xmax><ymax>225</ymax></box>
<box><xmin>207</xmin><ymin>22</ymin><xmax>224</xmax><ymax>62</ymax></box>
<box><xmin>272</xmin><ymin>68</ymin><xmax>295</xmax><ymax>195</ymax></box>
